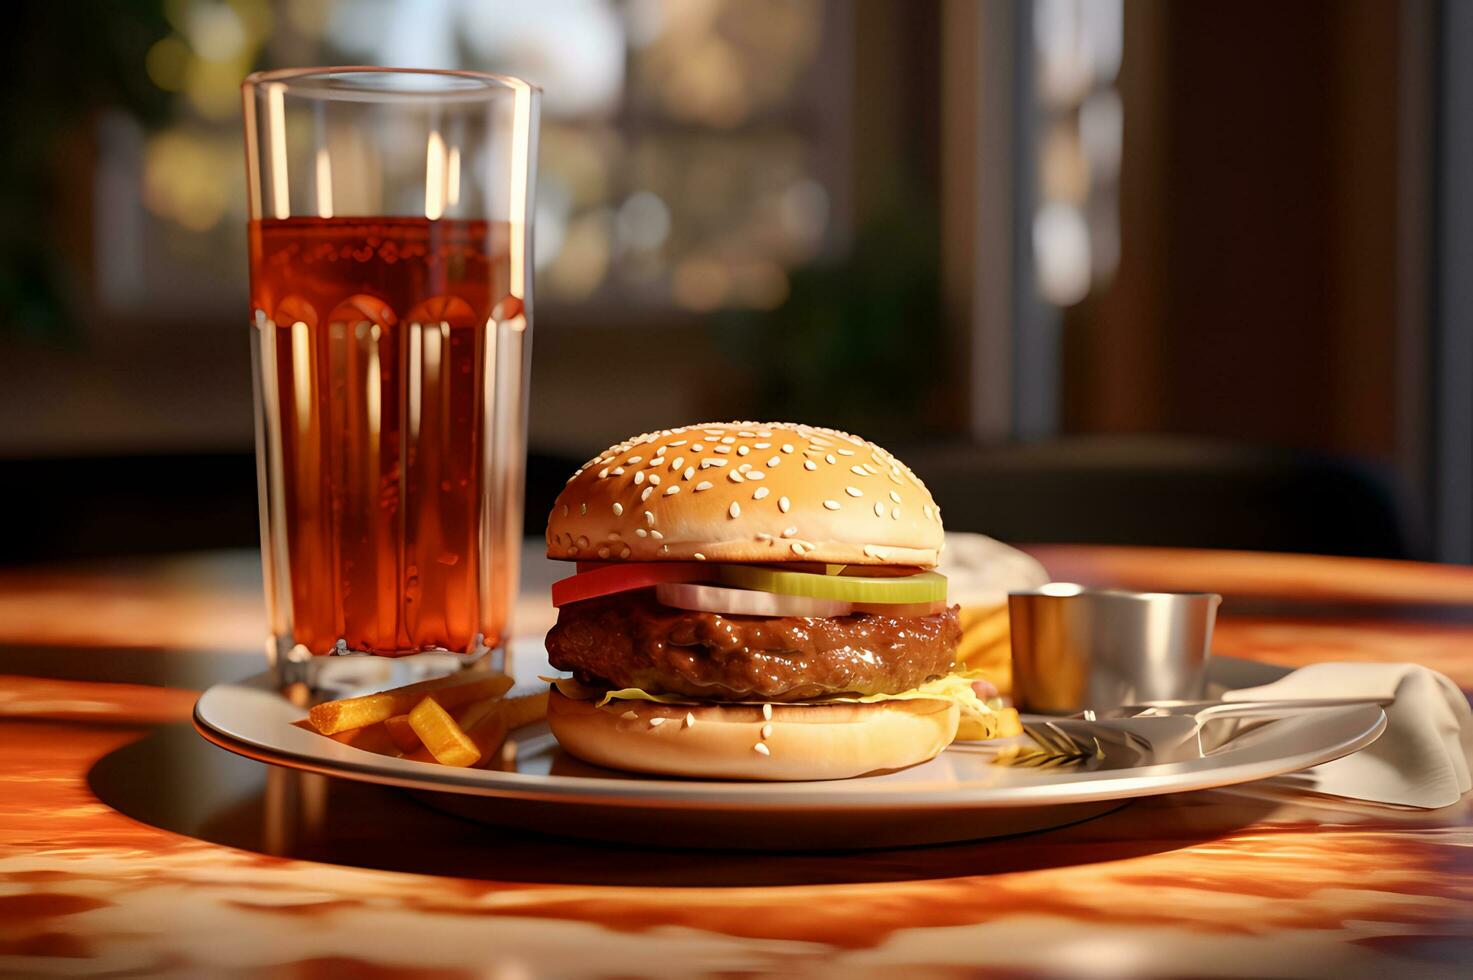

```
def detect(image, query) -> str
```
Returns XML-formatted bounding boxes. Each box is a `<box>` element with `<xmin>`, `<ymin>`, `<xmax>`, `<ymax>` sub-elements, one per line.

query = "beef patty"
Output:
<box><xmin>546</xmin><ymin>590</ymin><xmax>961</xmax><ymax>702</ymax></box>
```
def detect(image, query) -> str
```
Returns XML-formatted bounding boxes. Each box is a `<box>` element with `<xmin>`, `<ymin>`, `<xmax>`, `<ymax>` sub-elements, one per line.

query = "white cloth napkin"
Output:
<box><xmin>1225</xmin><ymin>662</ymin><xmax>1473</xmax><ymax>809</ymax></box>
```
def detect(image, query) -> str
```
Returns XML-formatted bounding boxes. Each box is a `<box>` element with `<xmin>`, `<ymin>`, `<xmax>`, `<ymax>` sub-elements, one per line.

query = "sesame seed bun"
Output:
<box><xmin>547</xmin><ymin>689</ymin><xmax>960</xmax><ymax>780</ymax></box>
<box><xmin>546</xmin><ymin>422</ymin><xmax>945</xmax><ymax>567</ymax></box>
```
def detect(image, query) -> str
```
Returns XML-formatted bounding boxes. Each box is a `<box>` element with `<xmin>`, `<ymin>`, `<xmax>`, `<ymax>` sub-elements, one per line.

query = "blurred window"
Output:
<box><xmin>107</xmin><ymin>0</ymin><xmax>842</xmax><ymax>322</ymax></box>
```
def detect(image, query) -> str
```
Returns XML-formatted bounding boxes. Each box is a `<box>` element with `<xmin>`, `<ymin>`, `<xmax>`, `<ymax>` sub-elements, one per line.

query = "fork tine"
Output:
<box><xmin>1023</xmin><ymin>721</ymin><xmax>1073</xmax><ymax>756</ymax></box>
<box><xmin>1044</xmin><ymin>721</ymin><xmax>1085</xmax><ymax>756</ymax></box>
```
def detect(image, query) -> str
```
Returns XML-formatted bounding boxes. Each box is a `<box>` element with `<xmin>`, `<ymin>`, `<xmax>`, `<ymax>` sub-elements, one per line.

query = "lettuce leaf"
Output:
<box><xmin>542</xmin><ymin>670</ymin><xmax>1002</xmax><ymax>717</ymax></box>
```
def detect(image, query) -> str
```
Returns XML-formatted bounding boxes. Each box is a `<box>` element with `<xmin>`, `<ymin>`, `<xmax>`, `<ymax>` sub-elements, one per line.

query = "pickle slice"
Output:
<box><xmin>715</xmin><ymin>565</ymin><xmax>947</xmax><ymax>603</ymax></box>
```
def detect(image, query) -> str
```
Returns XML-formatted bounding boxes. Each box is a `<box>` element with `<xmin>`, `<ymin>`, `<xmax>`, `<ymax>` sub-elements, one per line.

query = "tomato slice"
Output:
<box><xmin>715</xmin><ymin>566</ymin><xmax>948</xmax><ymax>604</ymax></box>
<box><xmin>654</xmin><ymin>582</ymin><xmax>854</xmax><ymax>618</ymax></box>
<box><xmin>551</xmin><ymin>562</ymin><xmax>707</xmax><ymax>607</ymax></box>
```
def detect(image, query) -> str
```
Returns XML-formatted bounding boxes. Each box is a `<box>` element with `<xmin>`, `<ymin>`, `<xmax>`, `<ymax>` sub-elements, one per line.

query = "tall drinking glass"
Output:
<box><xmin>241</xmin><ymin>68</ymin><xmax>539</xmax><ymax>693</ymax></box>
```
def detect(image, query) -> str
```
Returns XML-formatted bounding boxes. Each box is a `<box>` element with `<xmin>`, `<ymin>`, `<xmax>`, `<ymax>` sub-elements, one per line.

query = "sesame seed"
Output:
<box><xmin>612</xmin><ymin>467</ymin><xmax>625</xmax><ymax>476</ymax></box>
<box><xmin>729</xmin><ymin>502</ymin><xmax>741</xmax><ymax>518</ymax></box>
<box><xmin>695</xmin><ymin>481</ymin><xmax>713</xmax><ymax>492</ymax></box>
<box><xmin>644</xmin><ymin>510</ymin><xmax>655</xmax><ymax>525</ymax></box>
<box><xmin>665</xmin><ymin>485</ymin><xmax>680</xmax><ymax>496</ymax></box>
<box><xmin>761</xmin><ymin>723</ymin><xmax>773</xmax><ymax>739</ymax></box>
<box><xmin>754</xmin><ymin>743</ymin><xmax>771</xmax><ymax>756</ymax></box>
<box><xmin>874</xmin><ymin>502</ymin><xmax>885</xmax><ymax>517</ymax></box>
<box><xmin>779</xmin><ymin>496</ymin><xmax>791</xmax><ymax>512</ymax></box>
<box><xmin>791</xmin><ymin>542</ymin><xmax>806</xmax><ymax>555</ymax></box>
<box><xmin>862</xmin><ymin>463</ymin><xmax>880</xmax><ymax>474</ymax></box>
<box><xmin>825</xmin><ymin>454</ymin><xmax>837</xmax><ymax>465</ymax></box>
<box><xmin>721</xmin><ymin>436</ymin><xmax>735</xmax><ymax>444</ymax></box>
<box><xmin>768</xmin><ymin>456</ymin><xmax>782</xmax><ymax>467</ymax></box>
<box><xmin>650</xmin><ymin>530</ymin><xmax>664</xmax><ymax>540</ymax></box>
<box><xmin>924</xmin><ymin>505</ymin><xmax>934</xmax><ymax>519</ymax></box>
<box><xmin>851</xmin><ymin>466</ymin><xmax>868</xmax><ymax>477</ymax></box>
<box><xmin>627</xmin><ymin>456</ymin><xmax>643</xmax><ymax>464</ymax></box>
<box><xmin>636</xmin><ymin>528</ymin><xmax>648</xmax><ymax>537</ymax></box>
<box><xmin>671</xmin><ymin>456</ymin><xmax>685</xmax><ymax>471</ymax></box>
<box><xmin>804</xmin><ymin>460</ymin><xmax>817</xmax><ymax>471</ymax></box>
<box><xmin>763</xmin><ymin>703</ymin><xmax>773</xmax><ymax>720</ymax></box>
<box><xmin>863</xmin><ymin>544</ymin><xmax>888</xmax><ymax>559</ymax></box>
<box><xmin>561</xmin><ymin>504</ymin><xmax>568</xmax><ymax>517</ymax></box>
<box><xmin>701</xmin><ymin>458</ymin><xmax>728</xmax><ymax>468</ymax></box>
<box><xmin>598</xmin><ymin>546</ymin><xmax>610</xmax><ymax>558</ymax></box>
<box><xmin>753</xmin><ymin>486</ymin><xmax>770</xmax><ymax>500</ymax></box>
<box><xmin>737</xmin><ymin>445</ymin><xmax>750</xmax><ymax>456</ymax></box>
<box><xmin>746</xmin><ymin>470</ymin><xmax>765</xmax><ymax>480</ymax></box>
<box><xmin>838</xmin><ymin>449</ymin><xmax>856</xmax><ymax>456</ymax></box>
<box><xmin>612</xmin><ymin>502</ymin><xmax>624</xmax><ymax>516</ymax></box>
<box><xmin>781</xmin><ymin>526</ymin><xmax>798</xmax><ymax>537</ymax></box>
<box><xmin>621</xmin><ymin>710</ymin><xmax>639</xmax><ymax>720</ymax></box>
<box><xmin>845</xmin><ymin>486</ymin><xmax>863</xmax><ymax>497</ymax></box>
<box><xmin>728</xmin><ymin>470</ymin><xmax>745</xmax><ymax>483</ymax></box>
<box><xmin>598</xmin><ymin>467</ymin><xmax>609</xmax><ymax>479</ymax></box>
<box><xmin>641</xmin><ymin>487</ymin><xmax>655</xmax><ymax>502</ymax></box>
<box><xmin>650</xmin><ymin>458</ymin><xmax>665</xmax><ymax>469</ymax></box>
<box><xmin>685</xmin><ymin>712</ymin><xmax>696</xmax><ymax>728</ymax></box>
<box><xmin>580</xmin><ymin>503</ymin><xmax>588</xmax><ymax>515</ymax></box>
<box><xmin>755</xmin><ymin>442</ymin><xmax>771</xmax><ymax>450</ymax></box>
<box><xmin>692</xmin><ymin>443</ymin><xmax>705</xmax><ymax>451</ymax></box>
<box><xmin>683</xmin><ymin>466</ymin><xmax>695</xmax><ymax>480</ymax></box>
<box><xmin>650</xmin><ymin>473</ymin><xmax>664</xmax><ymax>486</ymax></box>
<box><xmin>823</xmin><ymin>500</ymin><xmax>841</xmax><ymax>510</ymax></box>
<box><xmin>889</xmin><ymin>491</ymin><xmax>902</xmax><ymax>503</ymax></box>
<box><xmin>756</xmin><ymin>532</ymin><xmax>774</xmax><ymax>541</ymax></box>
<box><xmin>892</xmin><ymin>506</ymin><xmax>900</xmax><ymax>519</ymax></box>
<box><xmin>577</xmin><ymin>535</ymin><xmax>590</xmax><ymax>548</ymax></box>
<box><xmin>713</xmin><ymin>445</ymin><xmax>731</xmax><ymax>454</ymax></box>
<box><xmin>738</xmin><ymin>462</ymin><xmax>752</xmax><ymax>472</ymax></box>
<box><xmin>620</xmin><ymin>546</ymin><xmax>631</xmax><ymax>558</ymax></box>
<box><xmin>669</xmin><ymin>440</ymin><xmax>687</xmax><ymax>447</ymax></box>
<box><xmin>634</xmin><ymin>471</ymin><xmax>645</xmax><ymax>485</ymax></box>
<box><xmin>738</xmin><ymin>431</ymin><xmax>755</xmax><ymax>437</ymax></box>
<box><xmin>694</xmin><ymin>552</ymin><xmax>706</xmax><ymax>560</ymax></box>
<box><xmin>649</xmin><ymin>717</ymin><xmax>666</xmax><ymax>727</ymax></box>
<box><xmin>782</xmin><ymin>444</ymin><xmax>794</xmax><ymax>453</ymax></box>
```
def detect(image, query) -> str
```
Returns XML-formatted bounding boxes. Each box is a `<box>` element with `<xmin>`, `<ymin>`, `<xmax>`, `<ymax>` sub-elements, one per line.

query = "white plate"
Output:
<box><xmin>194</xmin><ymin>655</ymin><xmax>1385</xmax><ymax>849</ymax></box>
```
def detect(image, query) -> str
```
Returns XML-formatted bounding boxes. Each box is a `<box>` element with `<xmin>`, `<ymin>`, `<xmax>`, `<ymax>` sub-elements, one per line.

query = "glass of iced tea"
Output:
<box><xmin>241</xmin><ymin>68</ymin><xmax>539</xmax><ymax>693</ymax></box>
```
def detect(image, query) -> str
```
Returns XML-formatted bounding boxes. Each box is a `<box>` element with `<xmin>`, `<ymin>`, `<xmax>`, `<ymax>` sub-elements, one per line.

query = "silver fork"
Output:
<box><xmin>1019</xmin><ymin>696</ymin><xmax>1391</xmax><ymax>766</ymax></box>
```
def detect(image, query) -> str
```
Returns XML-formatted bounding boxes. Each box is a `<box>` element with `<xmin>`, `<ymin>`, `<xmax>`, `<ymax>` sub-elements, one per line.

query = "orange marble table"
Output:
<box><xmin>1</xmin><ymin>546</ymin><xmax>1471</xmax><ymax>979</ymax></box>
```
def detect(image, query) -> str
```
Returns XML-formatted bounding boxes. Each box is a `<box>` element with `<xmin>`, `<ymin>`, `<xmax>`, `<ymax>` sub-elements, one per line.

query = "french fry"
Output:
<box><xmin>466</xmin><ymin>717</ymin><xmax>509</xmax><ymax>768</ymax></box>
<box><xmin>382</xmin><ymin>713</ymin><xmax>421</xmax><ymax>753</ymax></box>
<box><xmin>307</xmin><ymin>672</ymin><xmax>512</xmax><ymax>735</ymax></box>
<box><xmin>407</xmin><ymin>697</ymin><xmax>480</xmax><ymax>766</ymax></box>
<box><xmin>457</xmin><ymin>691</ymin><xmax>549</xmax><ymax>733</ymax></box>
<box><xmin>403</xmin><ymin>693</ymin><xmax>541</xmax><ymax>766</ymax></box>
<box><xmin>293</xmin><ymin>717</ymin><xmax>401</xmax><ymax>755</ymax></box>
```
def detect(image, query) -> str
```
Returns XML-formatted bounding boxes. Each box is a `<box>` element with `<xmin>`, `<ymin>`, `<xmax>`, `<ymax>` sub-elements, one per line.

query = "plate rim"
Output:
<box><xmin>193</xmin><ymin>657</ymin><xmax>1387</xmax><ymax>811</ymax></box>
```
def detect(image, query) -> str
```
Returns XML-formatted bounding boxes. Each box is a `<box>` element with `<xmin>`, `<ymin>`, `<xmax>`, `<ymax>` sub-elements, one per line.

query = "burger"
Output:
<box><xmin>542</xmin><ymin>422</ymin><xmax>1018</xmax><ymax>780</ymax></box>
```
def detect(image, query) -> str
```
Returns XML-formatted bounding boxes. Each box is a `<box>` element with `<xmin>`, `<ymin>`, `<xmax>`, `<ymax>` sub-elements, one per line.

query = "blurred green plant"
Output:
<box><xmin>0</xmin><ymin>2</ymin><xmax>172</xmax><ymax>341</ymax></box>
<box><xmin>716</xmin><ymin>182</ymin><xmax>946</xmax><ymax>442</ymax></box>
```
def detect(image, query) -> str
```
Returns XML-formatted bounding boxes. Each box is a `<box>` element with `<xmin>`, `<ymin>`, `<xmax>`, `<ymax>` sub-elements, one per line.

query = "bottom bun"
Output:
<box><xmin>548</xmin><ymin>689</ymin><xmax>960</xmax><ymax>781</ymax></box>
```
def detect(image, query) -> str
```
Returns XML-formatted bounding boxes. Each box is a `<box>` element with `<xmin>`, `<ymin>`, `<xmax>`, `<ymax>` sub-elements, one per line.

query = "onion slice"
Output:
<box><xmin>654</xmin><ymin>582</ymin><xmax>854</xmax><ymax>618</ymax></box>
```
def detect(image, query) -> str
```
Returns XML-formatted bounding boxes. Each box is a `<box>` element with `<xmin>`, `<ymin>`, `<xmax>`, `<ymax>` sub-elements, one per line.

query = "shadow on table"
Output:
<box><xmin>89</xmin><ymin>723</ymin><xmax>1284</xmax><ymax>888</ymax></box>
